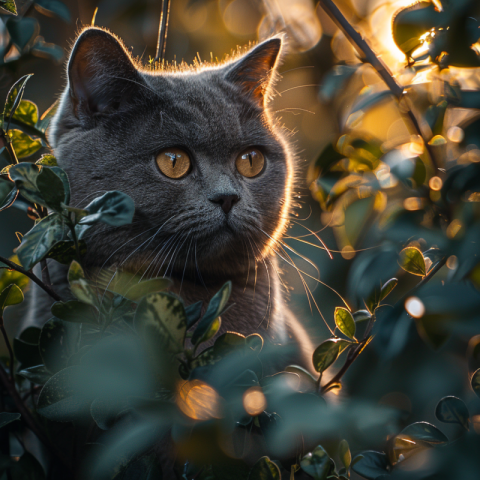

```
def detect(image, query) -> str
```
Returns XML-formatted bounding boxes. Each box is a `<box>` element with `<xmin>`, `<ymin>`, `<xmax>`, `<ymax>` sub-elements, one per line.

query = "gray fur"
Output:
<box><xmin>31</xmin><ymin>27</ymin><xmax>314</xmax><ymax>368</ymax></box>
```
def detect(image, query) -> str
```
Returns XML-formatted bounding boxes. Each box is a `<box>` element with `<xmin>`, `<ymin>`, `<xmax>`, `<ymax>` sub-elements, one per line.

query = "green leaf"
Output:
<box><xmin>339</xmin><ymin>439</ymin><xmax>351</xmax><ymax>469</ymax></box>
<box><xmin>35</xmin><ymin>154</ymin><xmax>57</xmax><ymax>166</ymax></box>
<box><xmin>319</xmin><ymin>65</ymin><xmax>359</xmax><ymax>102</ymax></box>
<box><xmin>0</xmin><ymin>412</ymin><xmax>20</xmax><ymax>428</ymax></box>
<box><xmin>398</xmin><ymin>247</ymin><xmax>426</xmax><ymax>276</ymax></box>
<box><xmin>472</xmin><ymin>368</ymin><xmax>480</xmax><ymax>398</ymax></box>
<box><xmin>13</xmin><ymin>337</ymin><xmax>42</xmax><ymax>369</ymax></box>
<box><xmin>17</xmin><ymin>365</ymin><xmax>52</xmax><ymax>385</ymax></box>
<box><xmin>380</xmin><ymin>278</ymin><xmax>398</xmax><ymax>301</ymax></box>
<box><xmin>3</xmin><ymin>74</ymin><xmax>33</xmax><ymax>130</ymax></box>
<box><xmin>134</xmin><ymin>292</ymin><xmax>187</xmax><ymax>354</ymax></box>
<box><xmin>213</xmin><ymin>332</ymin><xmax>246</xmax><ymax>357</ymax></box>
<box><xmin>124</xmin><ymin>278</ymin><xmax>172</xmax><ymax>301</ymax></box>
<box><xmin>195</xmin><ymin>316</ymin><xmax>222</xmax><ymax>348</ymax></box>
<box><xmin>35</xmin><ymin>100</ymin><xmax>58</xmax><ymax>134</ymax></box>
<box><xmin>9</xmin><ymin>129</ymin><xmax>42</xmax><ymax>158</ymax></box>
<box><xmin>185</xmin><ymin>300</ymin><xmax>203</xmax><ymax>329</ymax></box>
<box><xmin>0</xmin><ymin>177</ymin><xmax>17</xmax><ymax>211</ymax></box>
<box><xmin>350</xmin><ymin>451</ymin><xmax>389</xmax><ymax>480</ymax></box>
<box><xmin>400</xmin><ymin>422</ymin><xmax>448</xmax><ymax>445</ymax></box>
<box><xmin>435</xmin><ymin>396</ymin><xmax>470</xmax><ymax>431</ymax></box>
<box><xmin>334</xmin><ymin>307</ymin><xmax>356</xmax><ymax>340</ymax></box>
<box><xmin>300</xmin><ymin>445</ymin><xmax>336</xmax><ymax>480</ymax></box>
<box><xmin>248</xmin><ymin>456</ymin><xmax>281</xmax><ymax>480</ymax></box>
<box><xmin>351</xmin><ymin>90</ymin><xmax>394</xmax><ymax>114</ymax></box>
<box><xmin>76</xmin><ymin>191</ymin><xmax>135</xmax><ymax>239</ymax></box>
<box><xmin>6</xmin><ymin>17</ymin><xmax>38</xmax><ymax>51</ymax></box>
<box><xmin>0</xmin><ymin>0</ymin><xmax>17</xmax><ymax>15</ymax></box>
<box><xmin>246</xmin><ymin>333</ymin><xmax>264</xmax><ymax>353</ymax></box>
<box><xmin>68</xmin><ymin>261</ymin><xmax>98</xmax><ymax>307</ymax></box>
<box><xmin>17</xmin><ymin>214</ymin><xmax>67</xmax><ymax>270</ymax></box>
<box><xmin>51</xmin><ymin>300</ymin><xmax>98</xmax><ymax>325</ymax></box>
<box><xmin>285</xmin><ymin>365</ymin><xmax>317</xmax><ymax>390</ymax></box>
<box><xmin>35</xmin><ymin>0</ymin><xmax>70</xmax><ymax>22</ymax></box>
<box><xmin>35</xmin><ymin>166</ymin><xmax>66</xmax><ymax>212</ymax></box>
<box><xmin>12</xmin><ymin>99</ymin><xmax>38</xmax><ymax>127</ymax></box>
<box><xmin>39</xmin><ymin>317</ymin><xmax>72</xmax><ymax>373</ymax></box>
<box><xmin>31</xmin><ymin>39</ymin><xmax>64</xmax><ymax>64</ymax></box>
<box><xmin>353</xmin><ymin>310</ymin><xmax>371</xmax><ymax>323</ymax></box>
<box><xmin>46</xmin><ymin>240</ymin><xmax>86</xmax><ymax>265</ymax></box>
<box><xmin>8</xmin><ymin>451</ymin><xmax>46</xmax><ymax>480</ymax></box>
<box><xmin>312</xmin><ymin>338</ymin><xmax>352</xmax><ymax>373</ymax></box>
<box><xmin>0</xmin><ymin>283</ymin><xmax>23</xmax><ymax>314</ymax></box>
<box><xmin>192</xmin><ymin>281</ymin><xmax>231</xmax><ymax>345</ymax></box>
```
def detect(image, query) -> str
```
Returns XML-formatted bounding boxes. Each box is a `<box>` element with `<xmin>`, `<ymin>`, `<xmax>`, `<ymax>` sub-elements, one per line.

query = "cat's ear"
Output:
<box><xmin>225</xmin><ymin>37</ymin><xmax>282</xmax><ymax>108</ymax></box>
<box><xmin>68</xmin><ymin>27</ymin><xmax>142</xmax><ymax>120</ymax></box>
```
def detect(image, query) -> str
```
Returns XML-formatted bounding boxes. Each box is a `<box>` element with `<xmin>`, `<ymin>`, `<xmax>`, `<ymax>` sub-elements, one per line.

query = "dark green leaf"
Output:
<box><xmin>51</xmin><ymin>300</ymin><xmax>98</xmax><ymax>325</ymax></box>
<box><xmin>0</xmin><ymin>412</ymin><xmax>20</xmax><ymax>429</ymax></box>
<box><xmin>0</xmin><ymin>0</ymin><xmax>17</xmax><ymax>15</ymax></box>
<box><xmin>400</xmin><ymin>422</ymin><xmax>448</xmax><ymax>445</ymax></box>
<box><xmin>17</xmin><ymin>214</ymin><xmax>67</xmax><ymax>270</ymax></box>
<box><xmin>0</xmin><ymin>177</ymin><xmax>17</xmax><ymax>211</ymax></box>
<box><xmin>134</xmin><ymin>292</ymin><xmax>187</xmax><ymax>354</ymax></box>
<box><xmin>248</xmin><ymin>456</ymin><xmax>281</xmax><ymax>480</ymax></box>
<box><xmin>8</xmin><ymin>451</ymin><xmax>46</xmax><ymax>479</ymax></box>
<box><xmin>19</xmin><ymin>326</ymin><xmax>41</xmax><ymax>344</ymax></box>
<box><xmin>351</xmin><ymin>451</ymin><xmax>389</xmax><ymax>480</ymax></box>
<box><xmin>300</xmin><ymin>445</ymin><xmax>336</xmax><ymax>480</ymax></box>
<box><xmin>13</xmin><ymin>338</ymin><xmax>42</xmax><ymax>368</ymax></box>
<box><xmin>39</xmin><ymin>318</ymin><xmax>72</xmax><ymax>373</ymax></box>
<box><xmin>398</xmin><ymin>247</ymin><xmax>426</xmax><ymax>276</ymax></box>
<box><xmin>76</xmin><ymin>191</ymin><xmax>135</xmax><ymax>239</ymax></box>
<box><xmin>46</xmin><ymin>239</ymin><xmax>86</xmax><ymax>265</ymax></box>
<box><xmin>353</xmin><ymin>310</ymin><xmax>371</xmax><ymax>323</ymax></box>
<box><xmin>185</xmin><ymin>300</ymin><xmax>203</xmax><ymax>329</ymax></box>
<box><xmin>35</xmin><ymin>0</ymin><xmax>70</xmax><ymax>22</ymax></box>
<box><xmin>9</xmin><ymin>129</ymin><xmax>42</xmax><ymax>158</ymax></box>
<box><xmin>35</xmin><ymin>100</ymin><xmax>58</xmax><ymax>133</ymax></box>
<box><xmin>6</xmin><ymin>17</ymin><xmax>38</xmax><ymax>51</ymax></box>
<box><xmin>125</xmin><ymin>278</ymin><xmax>172</xmax><ymax>301</ymax></box>
<box><xmin>339</xmin><ymin>439</ymin><xmax>351</xmax><ymax>469</ymax></box>
<box><xmin>90</xmin><ymin>397</ymin><xmax>120</xmax><ymax>431</ymax></box>
<box><xmin>0</xmin><ymin>283</ymin><xmax>23</xmax><ymax>314</ymax></box>
<box><xmin>17</xmin><ymin>365</ymin><xmax>52</xmax><ymax>385</ymax></box>
<box><xmin>312</xmin><ymin>338</ymin><xmax>352</xmax><ymax>373</ymax></box>
<box><xmin>3</xmin><ymin>74</ymin><xmax>33</xmax><ymax>130</ymax></box>
<box><xmin>380</xmin><ymin>278</ymin><xmax>398</xmax><ymax>302</ymax></box>
<box><xmin>334</xmin><ymin>307</ymin><xmax>356</xmax><ymax>340</ymax></box>
<box><xmin>31</xmin><ymin>39</ymin><xmax>64</xmax><ymax>64</ymax></box>
<box><xmin>113</xmin><ymin>453</ymin><xmax>163</xmax><ymax>480</ymax></box>
<box><xmin>192</xmin><ymin>281</ymin><xmax>231</xmax><ymax>345</ymax></box>
<box><xmin>36</xmin><ymin>166</ymin><xmax>66</xmax><ymax>212</ymax></box>
<box><xmin>435</xmin><ymin>396</ymin><xmax>470</xmax><ymax>431</ymax></box>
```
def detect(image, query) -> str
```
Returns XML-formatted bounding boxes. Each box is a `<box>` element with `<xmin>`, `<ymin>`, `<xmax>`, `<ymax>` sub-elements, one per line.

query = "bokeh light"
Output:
<box><xmin>243</xmin><ymin>387</ymin><xmax>267</xmax><ymax>416</ymax></box>
<box><xmin>405</xmin><ymin>297</ymin><xmax>425</xmax><ymax>318</ymax></box>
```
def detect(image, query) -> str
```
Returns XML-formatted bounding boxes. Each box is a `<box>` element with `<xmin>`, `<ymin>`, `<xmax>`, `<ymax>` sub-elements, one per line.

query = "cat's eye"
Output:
<box><xmin>156</xmin><ymin>148</ymin><xmax>191</xmax><ymax>179</ymax></box>
<box><xmin>236</xmin><ymin>148</ymin><xmax>265</xmax><ymax>178</ymax></box>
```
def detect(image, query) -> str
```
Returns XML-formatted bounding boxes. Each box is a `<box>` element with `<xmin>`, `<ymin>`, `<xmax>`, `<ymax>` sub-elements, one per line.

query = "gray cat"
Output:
<box><xmin>24</xmin><ymin>27</ymin><xmax>314</xmax><ymax>370</ymax></box>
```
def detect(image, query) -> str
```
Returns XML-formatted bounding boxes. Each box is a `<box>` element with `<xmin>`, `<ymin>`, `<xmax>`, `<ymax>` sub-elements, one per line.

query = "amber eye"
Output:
<box><xmin>156</xmin><ymin>148</ymin><xmax>191</xmax><ymax>179</ymax></box>
<box><xmin>236</xmin><ymin>148</ymin><xmax>265</xmax><ymax>178</ymax></box>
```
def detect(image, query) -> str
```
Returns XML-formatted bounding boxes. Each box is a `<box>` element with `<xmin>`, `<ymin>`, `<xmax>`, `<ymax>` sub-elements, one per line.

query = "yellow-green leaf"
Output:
<box><xmin>334</xmin><ymin>307</ymin><xmax>356</xmax><ymax>340</ymax></box>
<box><xmin>9</xmin><ymin>129</ymin><xmax>42</xmax><ymax>159</ymax></box>
<box><xmin>399</xmin><ymin>247</ymin><xmax>426</xmax><ymax>276</ymax></box>
<box><xmin>339</xmin><ymin>439</ymin><xmax>351</xmax><ymax>469</ymax></box>
<box><xmin>12</xmin><ymin>99</ymin><xmax>38</xmax><ymax>126</ymax></box>
<box><xmin>312</xmin><ymin>338</ymin><xmax>352</xmax><ymax>373</ymax></box>
<box><xmin>0</xmin><ymin>283</ymin><xmax>24</xmax><ymax>314</ymax></box>
<box><xmin>36</xmin><ymin>154</ymin><xmax>57</xmax><ymax>166</ymax></box>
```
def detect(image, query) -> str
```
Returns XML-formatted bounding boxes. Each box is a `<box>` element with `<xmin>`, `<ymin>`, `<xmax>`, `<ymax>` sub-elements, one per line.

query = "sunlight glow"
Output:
<box><xmin>428</xmin><ymin>176</ymin><xmax>443</xmax><ymax>191</ymax></box>
<box><xmin>243</xmin><ymin>387</ymin><xmax>267</xmax><ymax>416</ymax></box>
<box><xmin>405</xmin><ymin>297</ymin><xmax>425</xmax><ymax>318</ymax></box>
<box><xmin>177</xmin><ymin>380</ymin><xmax>223</xmax><ymax>421</ymax></box>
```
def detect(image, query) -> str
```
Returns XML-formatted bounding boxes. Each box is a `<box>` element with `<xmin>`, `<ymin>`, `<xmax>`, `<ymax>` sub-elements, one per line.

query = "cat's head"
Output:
<box><xmin>50</xmin><ymin>27</ymin><xmax>295</xmax><ymax>281</ymax></box>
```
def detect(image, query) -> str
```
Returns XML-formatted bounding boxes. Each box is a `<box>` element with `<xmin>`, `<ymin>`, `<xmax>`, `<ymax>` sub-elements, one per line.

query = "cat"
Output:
<box><xmin>21</xmin><ymin>26</ymin><xmax>314</xmax><ymax>371</ymax></box>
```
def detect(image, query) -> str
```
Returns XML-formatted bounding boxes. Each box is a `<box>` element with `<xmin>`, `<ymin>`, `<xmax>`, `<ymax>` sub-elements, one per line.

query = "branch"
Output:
<box><xmin>154</xmin><ymin>0</ymin><xmax>171</xmax><ymax>63</ymax></box>
<box><xmin>0</xmin><ymin>256</ymin><xmax>63</xmax><ymax>302</ymax></box>
<box><xmin>0</xmin><ymin>317</ymin><xmax>14</xmax><ymax>382</ymax></box>
<box><xmin>318</xmin><ymin>0</ymin><xmax>440</xmax><ymax>172</ymax></box>
<box><xmin>321</xmin><ymin>256</ymin><xmax>447</xmax><ymax>393</ymax></box>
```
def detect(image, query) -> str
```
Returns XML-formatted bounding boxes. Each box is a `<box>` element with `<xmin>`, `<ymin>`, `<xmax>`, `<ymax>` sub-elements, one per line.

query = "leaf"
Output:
<box><xmin>334</xmin><ymin>307</ymin><xmax>356</xmax><ymax>340</ymax></box>
<box><xmin>400</xmin><ymin>422</ymin><xmax>448</xmax><ymax>445</ymax></box>
<box><xmin>246</xmin><ymin>333</ymin><xmax>264</xmax><ymax>353</ymax></box>
<box><xmin>39</xmin><ymin>317</ymin><xmax>72</xmax><ymax>373</ymax></box>
<box><xmin>353</xmin><ymin>310</ymin><xmax>371</xmax><ymax>323</ymax></box>
<box><xmin>31</xmin><ymin>39</ymin><xmax>64</xmax><ymax>64</ymax></box>
<box><xmin>17</xmin><ymin>214</ymin><xmax>67</xmax><ymax>270</ymax></box>
<box><xmin>3</xmin><ymin>74</ymin><xmax>33</xmax><ymax>131</ymax></box>
<box><xmin>0</xmin><ymin>283</ymin><xmax>23</xmax><ymax>314</ymax></box>
<box><xmin>351</xmin><ymin>90</ymin><xmax>394</xmax><ymax>114</ymax></box>
<box><xmin>35</xmin><ymin>100</ymin><xmax>58</xmax><ymax>133</ymax></box>
<box><xmin>124</xmin><ymin>278</ymin><xmax>172</xmax><ymax>302</ymax></box>
<box><xmin>17</xmin><ymin>365</ymin><xmax>52</xmax><ymax>384</ymax></box>
<box><xmin>435</xmin><ymin>396</ymin><xmax>470</xmax><ymax>431</ymax></box>
<box><xmin>339</xmin><ymin>439</ymin><xmax>351</xmax><ymax>469</ymax></box>
<box><xmin>192</xmin><ymin>281</ymin><xmax>231</xmax><ymax>345</ymax></box>
<box><xmin>398</xmin><ymin>247</ymin><xmax>426</xmax><ymax>276</ymax></box>
<box><xmin>35</xmin><ymin>0</ymin><xmax>70</xmax><ymax>22</ymax></box>
<box><xmin>134</xmin><ymin>292</ymin><xmax>187</xmax><ymax>354</ymax></box>
<box><xmin>35</xmin><ymin>166</ymin><xmax>66</xmax><ymax>212</ymax></box>
<box><xmin>248</xmin><ymin>456</ymin><xmax>281</xmax><ymax>480</ymax></box>
<box><xmin>13</xmin><ymin>338</ymin><xmax>42</xmax><ymax>369</ymax></box>
<box><xmin>0</xmin><ymin>412</ymin><xmax>20</xmax><ymax>429</ymax></box>
<box><xmin>195</xmin><ymin>316</ymin><xmax>222</xmax><ymax>348</ymax></box>
<box><xmin>300</xmin><ymin>445</ymin><xmax>336</xmax><ymax>480</ymax></box>
<box><xmin>6</xmin><ymin>17</ymin><xmax>38</xmax><ymax>51</ymax></box>
<box><xmin>8</xmin><ymin>451</ymin><xmax>46</xmax><ymax>480</ymax></box>
<box><xmin>46</xmin><ymin>240</ymin><xmax>87</xmax><ymax>265</ymax></box>
<box><xmin>185</xmin><ymin>300</ymin><xmax>203</xmax><ymax>329</ymax></box>
<box><xmin>312</xmin><ymin>338</ymin><xmax>352</xmax><ymax>373</ymax></box>
<box><xmin>350</xmin><ymin>451</ymin><xmax>389</xmax><ymax>480</ymax></box>
<box><xmin>12</xmin><ymin>99</ymin><xmax>38</xmax><ymax>127</ymax></box>
<box><xmin>0</xmin><ymin>255</ymin><xmax>28</xmax><ymax>293</ymax></box>
<box><xmin>90</xmin><ymin>397</ymin><xmax>120</xmax><ymax>431</ymax></box>
<box><xmin>0</xmin><ymin>177</ymin><xmax>18</xmax><ymax>211</ymax></box>
<box><xmin>285</xmin><ymin>365</ymin><xmax>317</xmax><ymax>391</ymax></box>
<box><xmin>35</xmin><ymin>154</ymin><xmax>57</xmax><ymax>166</ymax></box>
<box><xmin>0</xmin><ymin>0</ymin><xmax>17</xmax><ymax>15</ymax></box>
<box><xmin>8</xmin><ymin>129</ymin><xmax>42</xmax><ymax>158</ymax></box>
<box><xmin>319</xmin><ymin>65</ymin><xmax>359</xmax><ymax>102</ymax></box>
<box><xmin>472</xmin><ymin>368</ymin><xmax>480</xmax><ymax>398</ymax></box>
<box><xmin>68</xmin><ymin>261</ymin><xmax>98</xmax><ymax>307</ymax></box>
<box><xmin>76</xmin><ymin>191</ymin><xmax>135</xmax><ymax>239</ymax></box>
<box><xmin>380</xmin><ymin>278</ymin><xmax>398</xmax><ymax>302</ymax></box>
<box><xmin>51</xmin><ymin>300</ymin><xmax>98</xmax><ymax>325</ymax></box>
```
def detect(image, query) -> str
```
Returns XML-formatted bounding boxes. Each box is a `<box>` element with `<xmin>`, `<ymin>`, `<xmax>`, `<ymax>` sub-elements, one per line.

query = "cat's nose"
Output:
<box><xmin>209</xmin><ymin>194</ymin><xmax>240</xmax><ymax>214</ymax></box>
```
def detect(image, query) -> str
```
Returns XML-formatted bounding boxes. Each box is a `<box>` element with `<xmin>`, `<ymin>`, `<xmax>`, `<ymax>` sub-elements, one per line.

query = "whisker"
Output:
<box><xmin>278</xmin><ymin>84</ymin><xmax>319</xmax><ymax>95</ymax></box>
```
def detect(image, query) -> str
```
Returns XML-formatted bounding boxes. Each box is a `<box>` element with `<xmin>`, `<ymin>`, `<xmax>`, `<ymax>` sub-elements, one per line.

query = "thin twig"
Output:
<box><xmin>154</xmin><ymin>0</ymin><xmax>171</xmax><ymax>63</ymax></box>
<box><xmin>0</xmin><ymin>318</ymin><xmax>14</xmax><ymax>382</ymax></box>
<box><xmin>321</xmin><ymin>256</ymin><xmax>447</xmax><ymax>393</ymax></box>
<box><xmin>318</xmin><ymin>0</ymin><xmax>439</xmax><ymax>172</ymax></box>
<box><xmin>0</xmin><ymin>363</ymin><xmax>71</xmax><ymax>471</ymax></box>
<box><xmin>0</xmin><ymin>255</ymin><xmax>62</xmax><ymax>302</ymax></box>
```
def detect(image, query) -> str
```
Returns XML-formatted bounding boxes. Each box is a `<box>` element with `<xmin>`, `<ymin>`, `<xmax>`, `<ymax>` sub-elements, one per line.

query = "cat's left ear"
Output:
<box><xmin>225</xmin><ymin>37</ymin><xmax>282</xmax><ymax>108</ymax></box>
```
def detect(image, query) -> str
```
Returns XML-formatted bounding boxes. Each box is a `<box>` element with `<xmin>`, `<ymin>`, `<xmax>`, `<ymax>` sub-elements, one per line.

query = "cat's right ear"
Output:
<box><xmin>68</xmin><ymin>27</ymin><xmax>142</xmax><ymax>122</ymax></box>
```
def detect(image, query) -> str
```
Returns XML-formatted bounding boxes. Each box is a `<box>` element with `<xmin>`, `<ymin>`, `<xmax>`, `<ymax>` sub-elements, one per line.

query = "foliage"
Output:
<box><xmin>0</xmin><ymin>0</ymin><xmax>479</xmax><ymax>479</ymax></box>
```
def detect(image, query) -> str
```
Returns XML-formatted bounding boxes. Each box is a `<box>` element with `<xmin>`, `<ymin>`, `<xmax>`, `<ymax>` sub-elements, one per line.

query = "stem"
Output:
<box><xmin>317</xmin><ymin>0</ymin><xmax>440</xmax><ymax>172</ymax></box>
<box><xmin>320</xmin><ymin>256</ymin><xmax>447</xmax><ymax>393</ymax></box>
<box><xmin>154</xmin><ymin>0</ymin><xmax>171</xmax><ymax>63</ymax></box>
<box><xmin>68</xmin><ymin>223</ymin><xmax>83</xmax><ymax>266</ymax></box>
<box><xmin>0</xmin><ymin>255</ymin><xmax>63</xmax><ymax>302</ymax></box>
<box><xmin>0</xmin><ymin>317</ymin><xmax>14</xmax><ymax>382</ymax></box>
<box><xmin>0</xmin><ymin>362</ymin><xmax>71</xmax><ymax>471</ymax></box>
